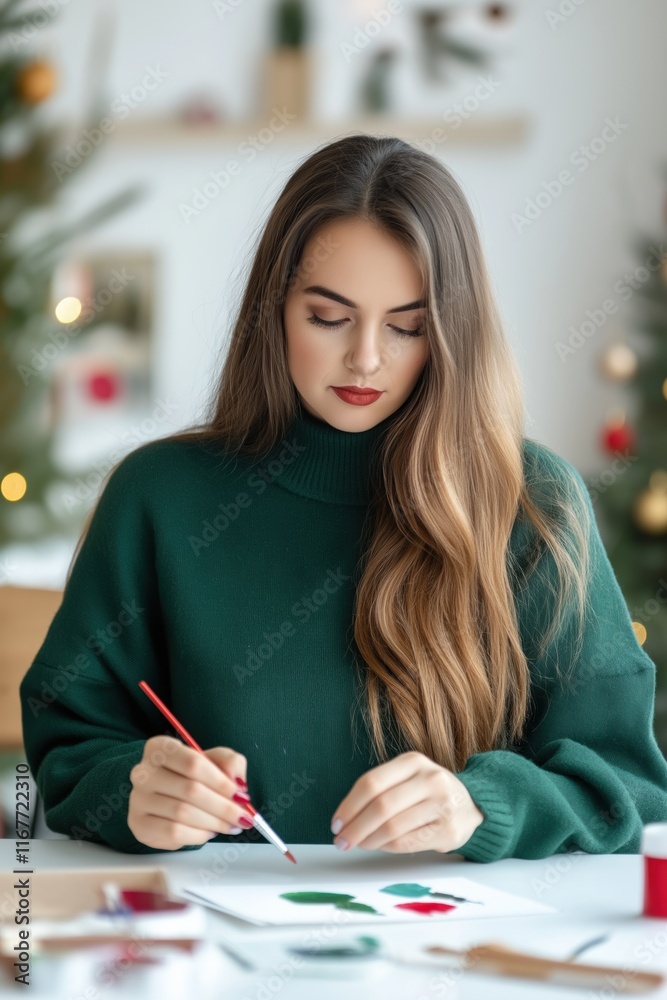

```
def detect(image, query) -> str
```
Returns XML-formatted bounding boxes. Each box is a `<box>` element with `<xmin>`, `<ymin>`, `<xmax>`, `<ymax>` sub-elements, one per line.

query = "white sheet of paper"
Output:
<box><xmin>178</xmin><ymin>877</ymin><xmax>557</xmax><ymax>926</ymax></box>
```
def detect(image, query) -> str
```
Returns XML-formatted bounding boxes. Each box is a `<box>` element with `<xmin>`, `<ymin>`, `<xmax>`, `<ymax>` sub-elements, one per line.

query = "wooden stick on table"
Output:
<box><xmin>425</xmin><ymin>942</ymin><xmax>664</xmax><ymax>994</ymax></box>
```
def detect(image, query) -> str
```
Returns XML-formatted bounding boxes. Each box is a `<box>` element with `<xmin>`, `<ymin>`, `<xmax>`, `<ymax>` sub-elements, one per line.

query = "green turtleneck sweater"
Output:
<box><xmin>19</xmin><ymin>407</ymin><xmax>667</xmax><ymax>862</ymax></box>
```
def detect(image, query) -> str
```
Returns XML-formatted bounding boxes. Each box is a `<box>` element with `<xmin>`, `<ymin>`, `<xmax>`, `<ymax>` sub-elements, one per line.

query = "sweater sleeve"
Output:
<box><xmin>19</xmin><ymin>445</ymin><xmax>203</xmax><ymax>854</ymax></box>
<box><xmin>451</xmin><ymin>444</ymin><xmax>667</xmax><ymax>863</ymax></box>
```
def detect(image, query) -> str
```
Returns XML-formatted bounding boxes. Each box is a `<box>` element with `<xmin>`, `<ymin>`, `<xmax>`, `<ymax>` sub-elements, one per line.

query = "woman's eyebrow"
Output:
<box><xmin>302</xmin><ymin>284</ymin><xmax>426</xmax><ymax>313</ymax></box>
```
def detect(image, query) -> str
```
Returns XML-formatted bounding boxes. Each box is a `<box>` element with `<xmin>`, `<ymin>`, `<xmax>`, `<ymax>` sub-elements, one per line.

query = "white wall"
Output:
<box><xmin>6</xmin><ymin>0</ymin><xmax>667</xmax><ymax>584</ymax></box>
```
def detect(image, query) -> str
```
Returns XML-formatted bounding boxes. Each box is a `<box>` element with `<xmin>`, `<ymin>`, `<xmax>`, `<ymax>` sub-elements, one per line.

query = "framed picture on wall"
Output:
<box><xmin>48</xmin><ymin>251</ymin><xmax>156</xmax><ymax>433</ymax></box>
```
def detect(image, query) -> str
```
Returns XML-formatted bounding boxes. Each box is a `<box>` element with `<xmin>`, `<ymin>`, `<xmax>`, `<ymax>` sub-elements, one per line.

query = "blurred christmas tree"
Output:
<box><xmin>593</xmin><ymin>189</ymin><xmax>667</xmax><ymax>750</ymax></box>
<box><xmin>0</xmin><ymin>0</ymin><xmax>142</xmax><ymax>556</ymax></box>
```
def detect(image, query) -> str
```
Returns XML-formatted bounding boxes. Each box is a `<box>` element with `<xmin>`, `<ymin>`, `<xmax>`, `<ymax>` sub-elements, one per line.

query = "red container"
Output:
<box><xmin>642</xmin><ymin>823</ymin><xmax>667</xmax><ymax>918</ymax></box>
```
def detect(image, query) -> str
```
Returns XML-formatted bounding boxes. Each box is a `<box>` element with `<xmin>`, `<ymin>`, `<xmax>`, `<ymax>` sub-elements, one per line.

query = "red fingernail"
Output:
<box><xmin>232</xmin><ymin>792</ymin><xmax>252</xmax><ymax>811</ymax></box>
<box><xmin>235</xmin><ymin>777</ymin><xmax>248</xmax><ymax>789</ymax></box>
<box><xmin>238</xmin><ymin>815</ymin><xmax>253</xmax><ymax>828</ymax></box>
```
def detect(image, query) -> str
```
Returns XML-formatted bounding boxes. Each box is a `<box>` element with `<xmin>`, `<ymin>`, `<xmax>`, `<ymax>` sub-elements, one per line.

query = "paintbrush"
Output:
<box><xmin>138</xmin><ymin>680</ymin><xmax>297</xmax><ymax>864</ymax></box>
<box><xmin>288</xmin><ymin>936</ymin><xmax>663</xmax><ymax>992</ymax></box>
<box><xmin>423</xmin><ymin>941</ymin><xmax>664</xmax><ymax>993</ymax></box>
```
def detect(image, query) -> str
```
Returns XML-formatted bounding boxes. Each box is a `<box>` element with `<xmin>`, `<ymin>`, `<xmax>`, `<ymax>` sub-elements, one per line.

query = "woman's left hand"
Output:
<box><xmin>330</xmin><ymin>751</ymin><xmax>485</xmax><ymax>854</ymax></box>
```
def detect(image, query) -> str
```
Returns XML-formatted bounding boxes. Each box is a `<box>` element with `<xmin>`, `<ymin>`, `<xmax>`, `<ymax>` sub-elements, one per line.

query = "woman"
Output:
<box><xmin>20</xmin><ymin>134</ymin><xmax>667</xmax><ymax>861</ymax></box>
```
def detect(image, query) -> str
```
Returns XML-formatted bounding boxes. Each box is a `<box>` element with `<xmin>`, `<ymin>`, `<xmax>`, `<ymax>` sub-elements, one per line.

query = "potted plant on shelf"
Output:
<box><xmin>263</xmin><ymin>0</ymin><xmax>311</xmax><ymax>123</ymax></box>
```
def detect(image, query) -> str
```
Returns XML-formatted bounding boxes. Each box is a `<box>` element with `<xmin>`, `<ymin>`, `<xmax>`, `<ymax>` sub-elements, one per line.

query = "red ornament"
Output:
<box><xmin>87</xmin><ymin>371</ymin><xmax>119</xmax><ymax>403</ymax></box>
<box><xmin>601</xmin><ymin>422</ymin><xmax>634</xmax><ymax>455</ymax></box>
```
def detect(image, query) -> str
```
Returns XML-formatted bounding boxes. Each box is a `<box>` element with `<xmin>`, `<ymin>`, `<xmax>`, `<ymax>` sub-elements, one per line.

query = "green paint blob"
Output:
<box><xmin>379</xmin><ymin>882</ymin><xmax>432</xmax><ymax>897</ymax></box>
<box><xmin>379</xmin><ymin>882</ymin><xmax>482</xmax><ymax>905</ymax></box>
<box><xmin>287</xmin><ymin>935</ymin><xmax>382</xmax><ymax>959</ymax></box>
<box><xmin>280</xmin><ymin>892</ymin><xmax>382</xmax><ymax>915</ymax></box>
<box><xmin>335</xmin><ymin>900</ymin><xmax>382</xmax><ymax>914</ymax></box>
<box><xmin>280</xmin><ymin>891</ymin><xmax>355</xmax><ymax>904</ymax></box>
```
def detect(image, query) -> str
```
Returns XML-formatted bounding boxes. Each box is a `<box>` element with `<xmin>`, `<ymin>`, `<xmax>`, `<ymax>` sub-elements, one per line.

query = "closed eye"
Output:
<box><xmin>306</xmin><ymin>313</ymin><xmax>424</xmax><ymax>339</ymax></box>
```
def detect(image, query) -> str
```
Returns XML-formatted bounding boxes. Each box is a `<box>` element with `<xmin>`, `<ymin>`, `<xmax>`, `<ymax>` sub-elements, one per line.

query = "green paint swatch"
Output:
<box><xmin>280</xmin><ymin>892</ymin><xmax>355</xmax><ymax>904</ymax></box>
<box><xmin>279</xmin><ymin>890</ymin><xmax>381</xmax><ymax>915</ymax></box>
<box><xmin>380</xmin><ymin>882</ymin><xmax>432</xmax><ymax>897</ymax></box>
<box><xmin>287</xmin><ymin>935</ymin><xmax>382</xmax><ymax>959</ymax></box>
<box><xmin>335</xmin><ymin>900</ymin><xmax>381</xmax><ymax>914</ymax></box>
<box><xmin>380</xmin><ymin>882</ymin><xmax>482</xmax><ymax>905</ymax></box>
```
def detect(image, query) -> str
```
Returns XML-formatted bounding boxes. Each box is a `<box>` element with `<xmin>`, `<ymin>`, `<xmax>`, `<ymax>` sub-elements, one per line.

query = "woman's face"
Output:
<box><xmin>283</xmin><ymin>217</ymin><xmax>430</xmax><ymax>430</ymax></box>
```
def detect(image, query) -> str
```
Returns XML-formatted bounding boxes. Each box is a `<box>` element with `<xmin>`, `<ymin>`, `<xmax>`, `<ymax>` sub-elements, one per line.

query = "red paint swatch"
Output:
<box><xmin>394</xmin><ymin>901</ymin><xmax>457</xmax><ymax>916</ymax></box>
<box><xmin>120</xmin><ymin>890</ymin><xmax>189</xmax><ymax>913</ymax></box>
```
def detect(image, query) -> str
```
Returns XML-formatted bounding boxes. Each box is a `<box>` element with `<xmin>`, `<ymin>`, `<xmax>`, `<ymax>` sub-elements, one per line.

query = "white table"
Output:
<box><xmin>2</xmin><ymin>839</ymin><xmax>667</xmax><ymax>999</ymax></box>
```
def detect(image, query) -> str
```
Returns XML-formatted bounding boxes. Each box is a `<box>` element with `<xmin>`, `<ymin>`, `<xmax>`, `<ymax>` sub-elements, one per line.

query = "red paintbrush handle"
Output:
<box><xmin>139</xmin><ymin>679</ymin><xmax>259</xmax><ymax>815</ymax></box>
<box><xmin>138</xmin><ymin>680</ymin><xmax>204</xmax><ymax>752</ymax></box>
<box><xmin>138</xmin><ymin>680</ymin><xmax>295</xmax><ymax>863</ymax></box>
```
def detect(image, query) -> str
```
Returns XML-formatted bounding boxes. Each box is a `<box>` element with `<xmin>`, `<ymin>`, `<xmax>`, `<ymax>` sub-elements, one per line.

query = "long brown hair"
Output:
<box><xmin>68</xmin><ymin>134</ymin><xmax>592</xmax><ymax>772</ymax></box>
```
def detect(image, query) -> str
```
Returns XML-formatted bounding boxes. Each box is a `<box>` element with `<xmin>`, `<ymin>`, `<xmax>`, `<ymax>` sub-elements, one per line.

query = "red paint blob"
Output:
<box><xmin>394</xmin><ymin>901</ymin><xmax>457</xmax><ymax>916</ymax></box>
<box><xmin>644</xmin><ymin>856</ymin><xmax>667</xmax><ymax>917</ymax></box>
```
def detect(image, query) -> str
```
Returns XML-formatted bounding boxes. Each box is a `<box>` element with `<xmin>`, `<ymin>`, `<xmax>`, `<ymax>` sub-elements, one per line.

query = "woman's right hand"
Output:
<box><xmin>127</xmin><ymin>735</ymin><xmax>252</xmax><ymax>850</ymax></box>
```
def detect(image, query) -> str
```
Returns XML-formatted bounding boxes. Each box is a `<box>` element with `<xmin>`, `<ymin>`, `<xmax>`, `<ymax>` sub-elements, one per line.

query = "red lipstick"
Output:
<box><xmin>331</xmin><ymin>386</ymin><xmax>384</xmax><ymax>406</ymax></box>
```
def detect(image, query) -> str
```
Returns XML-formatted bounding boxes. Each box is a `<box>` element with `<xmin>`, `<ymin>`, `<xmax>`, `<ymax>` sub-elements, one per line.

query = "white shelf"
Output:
<box><xmin>58</xmin><ymin>115</ymin><xmax>531</xmax><ymax>147</ymax></box>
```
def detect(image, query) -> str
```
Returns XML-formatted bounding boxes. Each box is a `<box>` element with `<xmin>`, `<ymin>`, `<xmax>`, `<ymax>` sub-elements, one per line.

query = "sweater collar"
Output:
<box><xmin>260</xmin><ymin>400</ymin><xmax>396</xmax><ymax>506</ymax></box>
